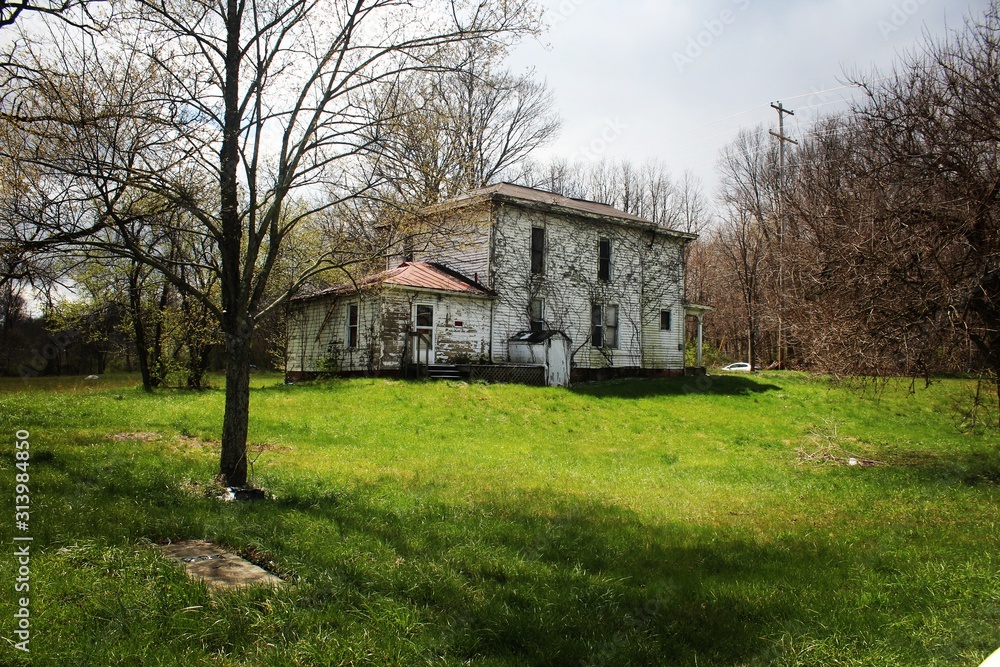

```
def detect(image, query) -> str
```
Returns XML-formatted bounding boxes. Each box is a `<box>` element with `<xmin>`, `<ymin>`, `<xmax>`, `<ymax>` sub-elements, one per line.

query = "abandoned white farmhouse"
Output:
<box><xmin>285</xmin><ymin>183</ymin><xmax>705</xmax><ymax>385</ymax></box>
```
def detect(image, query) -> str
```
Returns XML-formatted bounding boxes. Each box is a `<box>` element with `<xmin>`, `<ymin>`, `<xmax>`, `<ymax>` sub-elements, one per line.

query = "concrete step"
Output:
<box><xmin>427</xmin><ymin>364</ymin><xmax>466</xmax><ymax>380</ymax></box>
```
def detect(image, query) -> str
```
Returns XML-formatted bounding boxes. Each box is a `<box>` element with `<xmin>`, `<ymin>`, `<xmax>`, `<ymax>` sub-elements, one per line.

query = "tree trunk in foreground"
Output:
<box><xmin>220</xmin><ymin>325</ymin><xmax>251</xmax><ymax>486</ymax></box>
<box><xmin>217</xmin><ymin>0</ymin><xmax>247</xmax><ymax>488</ymax></box>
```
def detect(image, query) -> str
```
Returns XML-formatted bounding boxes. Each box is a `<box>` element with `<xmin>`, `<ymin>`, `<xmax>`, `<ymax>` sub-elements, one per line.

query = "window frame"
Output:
<box><xmin>598</xmin><ymin>238</ymin><xmax>612</xmax><ymax>282</ymax></box>
<box><xmin>660</xmin><ymin>309</ymin><xmax>672</xmax><ymax>332</ymax></box>
<box><xmin>347</xmin><ymin>303</ymin><xmax>359</xmax><ymax>349</ymax></box>
<box><xmin>530</xmin><ymin>227</ymin><xmax>545</xmax><ymax>275</ymax></box>
<box><xmin>529</xmin><ymin>298</ymin><xmax>545</xmax><ymax>332</ymax></box>
<box><xmin>605</xmin><ymin>304</ymin><xmax>619</xmax><ymax>349</ymax></box>
<box><xmin>591</xmin><ymin>303</ymin><xmax>604</xmax><ymax>348</ymax></box>
<box><xmin>591</xmin><ymin>302</ymin><xmax>619</xmax><ymax>349</ymax></box>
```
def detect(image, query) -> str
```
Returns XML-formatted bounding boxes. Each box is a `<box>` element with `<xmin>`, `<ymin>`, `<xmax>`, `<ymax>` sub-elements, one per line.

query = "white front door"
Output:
<box><xmin>412</xmin><ymin>303</ymin><xmax>435</xmax><ymax>364</ymax></box>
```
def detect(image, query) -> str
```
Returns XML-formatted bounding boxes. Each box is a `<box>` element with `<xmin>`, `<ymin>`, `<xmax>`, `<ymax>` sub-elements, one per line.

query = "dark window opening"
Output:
<box><xmin>591</xmin><ymin>303</ymin><xmax>619</xmax><ymax>349</ymax></box>
<box><xmin>591</xmin><ymin>303</ymin><xmax>603</xmax><ymax>348</ymax></box>
<box><xmin>347</xmin><ymin>304</ymin><xmax>359</xmax><ymax>348</ymax></box>
<box><xmin>415</xmin><ymin>304</ymin><xmax>433</xmax><ymax>330</ymax></box>
<box><xmin>531</xmin><ymin>227</ymin><xmax>545</xmax><ymax>275</ymax></box>
<box><xmin>660</xmin><ymin>309</ymin><xmax>672</xmax><ymax>331</ymax></box>
<box><xmin>529</xmin><ymin>298</ymin><xmax>545</xmax><ymax>332</ymax></box>
<box><xmin>598</xmin><ymin>238</ymin><xmax>612</xmax><ymax>282</ymax></box>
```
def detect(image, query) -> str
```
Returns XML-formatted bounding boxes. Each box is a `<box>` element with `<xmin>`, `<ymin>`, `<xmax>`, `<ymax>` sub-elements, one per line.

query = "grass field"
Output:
<box><xmin>0</xmin><ymin>371</ymin><xmax>998</xmax><ymax>666</ymax></box>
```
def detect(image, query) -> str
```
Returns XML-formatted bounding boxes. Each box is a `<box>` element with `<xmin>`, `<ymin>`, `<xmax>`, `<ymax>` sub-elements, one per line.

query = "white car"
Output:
<box><xmin>721</xmin><ymin>362</ymin><xmax>752</xmax><ymax>372</ymax></box>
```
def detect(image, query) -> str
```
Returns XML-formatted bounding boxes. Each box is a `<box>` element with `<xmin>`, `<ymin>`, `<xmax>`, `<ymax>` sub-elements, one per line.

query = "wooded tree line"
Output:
<box><xmin>693</xmin><ymin>3</ymin><xmax>1000</xmax><ymax>419</ymax></box>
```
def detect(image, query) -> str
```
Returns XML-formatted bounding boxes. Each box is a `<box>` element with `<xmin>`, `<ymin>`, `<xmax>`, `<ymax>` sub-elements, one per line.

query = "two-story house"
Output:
<box><xmin>285</xmin><ymin>183</ymin><xmax>700</xmax><ymax>384</ymax></box>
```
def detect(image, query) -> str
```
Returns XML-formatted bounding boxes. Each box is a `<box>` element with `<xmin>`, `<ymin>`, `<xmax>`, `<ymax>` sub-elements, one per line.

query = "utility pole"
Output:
<box><xmin>769</xmin><ymin>102</ymin><xmax>797</xmax><ymax>371</ymax></box>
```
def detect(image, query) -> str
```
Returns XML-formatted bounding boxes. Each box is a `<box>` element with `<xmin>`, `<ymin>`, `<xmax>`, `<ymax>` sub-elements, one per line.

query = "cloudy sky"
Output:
<box><xmin>505</xmin><ymin>0</ymin><xmax>994</xmax><ymax>195</ymax></box>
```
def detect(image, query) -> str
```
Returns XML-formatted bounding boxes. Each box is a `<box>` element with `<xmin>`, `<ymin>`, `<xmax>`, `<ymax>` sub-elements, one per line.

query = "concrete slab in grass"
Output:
<box><xmin>159</xmin><ymin>539</ymin><xmax>284</xmax><ymax>590</ymax></box>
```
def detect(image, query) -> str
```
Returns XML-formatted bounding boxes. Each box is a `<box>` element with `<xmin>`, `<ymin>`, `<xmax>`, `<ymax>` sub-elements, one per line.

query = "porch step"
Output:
<box><xmin>427</xmin><ymin>364</ymin><xmax>466</xmax><ymax>381</ymax></box>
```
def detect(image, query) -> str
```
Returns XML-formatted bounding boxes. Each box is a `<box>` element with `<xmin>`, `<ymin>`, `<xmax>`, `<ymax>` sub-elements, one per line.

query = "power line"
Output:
<box><xmin>770</xmin><ymin>102</ymin><xmax>797</xmax><ymax>372</ymax></box>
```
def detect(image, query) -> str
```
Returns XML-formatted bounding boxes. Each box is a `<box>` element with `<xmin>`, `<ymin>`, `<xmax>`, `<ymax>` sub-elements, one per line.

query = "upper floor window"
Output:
<box><xmin>598</xmin><ymin>238</ymin><xmax>612</xmax><ymax>282</ymax></box>
<box><xmin>531</xmin><ymin>227</ymin><xmax>545</xmax><ymax>275</ymax></box>
<box><xmin>591</xmin><ymin>303</ymin><xmax>619</xmax><ymax>349</ymax></box>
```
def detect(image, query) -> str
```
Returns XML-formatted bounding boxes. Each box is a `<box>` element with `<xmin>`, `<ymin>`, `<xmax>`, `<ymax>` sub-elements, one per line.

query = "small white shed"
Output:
<box><xmin>508</xmin><ymin>331</ymin><xmax>572</xmax><ymax>387</ymax></box>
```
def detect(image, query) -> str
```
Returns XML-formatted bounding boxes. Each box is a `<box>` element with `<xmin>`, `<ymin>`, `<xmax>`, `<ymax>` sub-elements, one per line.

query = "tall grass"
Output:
<box><xmin>0</xmin><ymin>372</ymin><xmax>997</xmax><ymax>665</ymax></box>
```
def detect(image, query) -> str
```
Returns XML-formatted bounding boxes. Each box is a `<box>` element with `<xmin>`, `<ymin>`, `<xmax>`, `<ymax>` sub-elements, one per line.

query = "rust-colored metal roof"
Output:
<box><xmin>293</xmin><ymin>262</ymin><xmax>494</xmax><ymax>302</ymax></box>
<box><xmin>427</xmin><ymin>183</ymin><xmax>698</xmax><ymax>241</ymax></box>
<box><xmin>384</xmin><ymin>262</ymin><xmax>493</xmax><ymax>295</ymax></box>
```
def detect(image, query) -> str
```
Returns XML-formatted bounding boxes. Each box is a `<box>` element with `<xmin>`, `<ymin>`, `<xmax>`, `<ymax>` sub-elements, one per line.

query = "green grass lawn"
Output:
<box><xmin>0</xmin><ymin>371</ymin><xmax>997</xmax><ymax>666</ymax></box>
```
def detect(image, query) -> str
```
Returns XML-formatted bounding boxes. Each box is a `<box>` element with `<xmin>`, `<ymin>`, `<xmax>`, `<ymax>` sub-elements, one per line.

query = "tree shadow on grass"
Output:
<box><xmin>570</xmin><ymin>374</ymin><xmax>782</xmax><ymax>400</ymax></box>
<box><xmin>31</xmin><ymin>449</ymin><xmax>993</xmax><ymax>666</ymax></box>
<box><xmin>262</xmin><ymin>486</ymin><xmax>908</xmax><ymax>667</ymax></box>
<box><xmin>878</xmin><ymin>445</ymin><xmax>1000</xmax><ymax>487</ymax></box>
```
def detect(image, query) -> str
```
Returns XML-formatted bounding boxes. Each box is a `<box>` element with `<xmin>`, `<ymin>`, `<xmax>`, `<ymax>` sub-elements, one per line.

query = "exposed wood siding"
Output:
<box><xmin>286</xmin><ymin>293</ymin><xmax>387</xmax><ymax>374</ymax></box>
<box><xmin>287</xmin><ymin>289</ymin><xmax>494</xmax><ymax>372</ymax></box>
<box><xmin>412</xmin><ymin>207</ymin><xmax>493</xmax><ymax>282</ymax></box>
<box><xmin>639</xmin><ymin>234</ymin><xmax>687</xmax><ymax>369</ymax></box>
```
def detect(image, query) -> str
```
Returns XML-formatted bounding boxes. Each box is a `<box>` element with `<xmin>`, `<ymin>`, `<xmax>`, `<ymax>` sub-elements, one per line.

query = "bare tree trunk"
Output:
<box><xmin>220</xmin><ymin>322</ymin><xmax>250</xmax><ymax>486</ymax></box>
<box><xmin>127</xmin><ymin>266</ymin><xmax>154</xmax><ymax>392</ymax></box>
<box><xmin>994</xmin><ymin>366</ymin><xmax>1000</xmax><ymax>430</ymax></box>
<box><xmin>217</xmin><ymin>0</ymin><xmax>248</xmax><ymax>488</ymax></box>
<box><xmin>150</xmin><ymin>280</ymin><xmax>170</xmax><ymax>387</ymax></box>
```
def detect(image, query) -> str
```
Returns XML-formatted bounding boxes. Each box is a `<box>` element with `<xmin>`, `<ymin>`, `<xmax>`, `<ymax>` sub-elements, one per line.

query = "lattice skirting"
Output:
<box><xmin>458</xmin><ymin>364</ymin><xmax>546</xmax><ymax>386</ymax></box>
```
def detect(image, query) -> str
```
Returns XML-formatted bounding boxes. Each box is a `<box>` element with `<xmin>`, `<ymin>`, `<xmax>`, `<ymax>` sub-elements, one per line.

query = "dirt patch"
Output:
<box><xmin>251</xmin><ymin>441</ymin><xmax>293</xmax><ymax>453</ymax></box>
<box><xmin>159</xmin><ymin>539</ymin><xmax>284</xmax><ymax>590</ymax></box>
<box><xmin>175</xmin><ymin>435</ymin><xmax>217</xmax><ymax>452</ymax></box>
<box><xmin>796</xmin><ymin>444</ymin><xmax>886</xmax><ymax>467</ymax></box>
<box><xmin>107</xmin><ymin>432</ymin><xmax>162</xmax><ymax>442</ymax></box>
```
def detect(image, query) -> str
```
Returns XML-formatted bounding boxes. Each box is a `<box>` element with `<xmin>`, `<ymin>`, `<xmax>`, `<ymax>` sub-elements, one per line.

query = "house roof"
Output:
<box><xmin>292</xmin><ymin>262</ymin><xmax>495</xmax><ymax>302</ymax></box>
<box><xmin>427</xmin><ymin>183</ymin><xmax>698</xmax><ymax>242</ymax></box>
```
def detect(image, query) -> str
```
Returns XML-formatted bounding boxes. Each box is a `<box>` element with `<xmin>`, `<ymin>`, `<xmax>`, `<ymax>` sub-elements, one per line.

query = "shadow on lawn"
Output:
<box><xmin>267</xmin><ymin>486</ymin><xmax>866</xmax><ymax>666</ymax></box>
<box><xmin>35</xmin><ymin>447</ymin><xmax>989</xmax><ymax>666</ymax></box>
<box><xmin>570</xmin><ymin>374</ymin><xmax>781</xmax><ymax>400</ymax></box>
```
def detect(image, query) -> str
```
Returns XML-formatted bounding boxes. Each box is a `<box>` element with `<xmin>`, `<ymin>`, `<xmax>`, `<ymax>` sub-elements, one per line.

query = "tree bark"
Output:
<box><xmin>127</xmin><ymin>266</ymin><xmax>154</xmax><ymax>392</ymax></box>
<box><xmin>220</xmin><ymin>323</ymin><xmax>251</xmax><ymax>486</ymax></box>
<box><xmin>994</xmin><ymin>364</ymin><xmax>1000</xmax><ymax>430</ymax></box>
<box><xmin>216</xmin><ymin>0</ymin><xmax>249</xmax><ymax>488</ymax></box>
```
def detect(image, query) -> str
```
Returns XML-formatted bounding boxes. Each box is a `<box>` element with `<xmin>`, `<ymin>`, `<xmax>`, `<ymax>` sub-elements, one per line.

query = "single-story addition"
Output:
<box><xmin>285</xmin><ymin>183</ymin><xmax>705</xmax><ymax>385</ymax></box>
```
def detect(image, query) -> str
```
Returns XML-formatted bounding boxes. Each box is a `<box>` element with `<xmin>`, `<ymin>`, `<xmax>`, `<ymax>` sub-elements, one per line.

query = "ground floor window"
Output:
<box><xmin>530</xmin><ymin>298</ymin><xmax>545</xmax><ymax>332</ymax></box>
<box><xmin>347</xmin><ymin>303</ymin><xmax>359</xmax><ymax>348</ymax></box>
<box><xmin>591</xmin><ymin>303</ymin><xmax>619</xmax><ymax>349</ymax></box>
<box><xmin>660</xmin><ymin>309</ymin><xmax>672</xmax><ymax>331</ymax></box>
